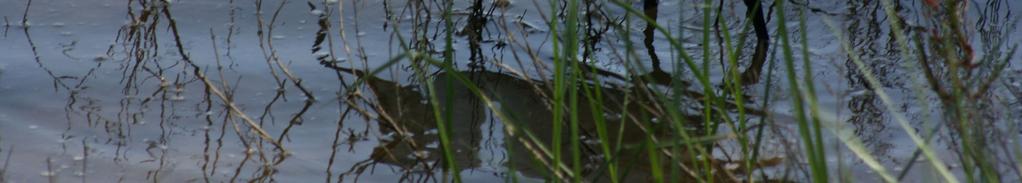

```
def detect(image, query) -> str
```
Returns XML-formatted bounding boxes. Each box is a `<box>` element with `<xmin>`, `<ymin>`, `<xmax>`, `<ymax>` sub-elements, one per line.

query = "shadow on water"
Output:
<box><xmin>326</xmin><ymin>65</ymin><xmax>786</xmax><ymax>182</ymax></box>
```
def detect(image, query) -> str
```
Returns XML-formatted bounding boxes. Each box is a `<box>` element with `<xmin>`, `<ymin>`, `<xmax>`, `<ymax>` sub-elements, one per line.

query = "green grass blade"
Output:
<box><xmin>772</xmin><ymin>0</ymin><xmax>828</xmax><ymax>181</ymax></box>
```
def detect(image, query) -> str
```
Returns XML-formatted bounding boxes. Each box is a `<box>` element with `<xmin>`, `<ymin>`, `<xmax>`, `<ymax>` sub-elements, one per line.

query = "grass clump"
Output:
<box><xmin>334</xmin><ymin>0</ymin><xmax>1020</xmax><ymax>182</ymax></box>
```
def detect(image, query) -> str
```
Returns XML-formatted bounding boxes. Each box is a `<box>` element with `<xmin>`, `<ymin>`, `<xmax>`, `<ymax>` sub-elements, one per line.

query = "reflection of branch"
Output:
<box><xmin>21</xmin><ymin>0</ymin><xmax>73</xmax><ymax>93</ymax></box>
<box><xmin>740</xmin><ymin>0</ymin><xmax>770</xmax><ymax>85</ymax></box>
<box><xmin>224</xmin><ymin>0</ymin><xmax>237</xmax><ymax>58</ymax></box>
<box><xmin>159</xmin><ymin>2</ymin><xmax>287</xmax><ymax>152</ymax></box>
<box><xmin>338</xmin><ymin>159</ymin><xmax>376</xmax><ymax>183</ymax></box>
<box><xmin>263</xmin><ymin>0</ymin><xmax>317</xmax><ymax>102</ymax></box>
<box><xmin>270</xmin><ymin>7</ymin><xmax>317</xmax><ymax>152</ymax></box>
<box><xmin>641</xmin><ymin>0</ymin><xmax>661</xmax><ymax>73</ymax></box>
<box><xmin>20</xmin><ymin>0</ymin><xmax>31</xmax><ymax>26</ymax></box>
<box><xmin>325</xmin><ymin>107</ymin><xmax>355</xmax><ymax>183</ymax></box>
<box><xmin>275</xmin><ymin>101</ymin><xmax>313</xmax><ymax>145</ymax></box>
<box><xmin>3</xmin><ymin>17</ymin><xmax>10</xmax><ymax>37</ymax></box>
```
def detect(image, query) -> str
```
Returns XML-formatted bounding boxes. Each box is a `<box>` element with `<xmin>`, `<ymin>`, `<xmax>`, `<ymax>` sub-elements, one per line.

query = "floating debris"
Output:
<box><xmin>310</xmin><ymin>10</ymin><xmax>325</xmax><ymax>16</ymax></box>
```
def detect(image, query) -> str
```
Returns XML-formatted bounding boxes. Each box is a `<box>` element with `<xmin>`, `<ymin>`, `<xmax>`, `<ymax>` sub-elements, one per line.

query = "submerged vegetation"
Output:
<box><xmin>1</xmin><ymin>0</ymin><xmax>1020</xmax><ymax>182</ymax></box>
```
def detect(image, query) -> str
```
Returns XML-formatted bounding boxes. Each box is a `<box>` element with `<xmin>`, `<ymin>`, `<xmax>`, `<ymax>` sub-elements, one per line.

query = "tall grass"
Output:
<box><xmin>772</xmin><ymin>0</ymin><xmax>829</xmax><ymax>182</ymax></box>
<box><xmin>394</xmin><ymin>0</ymin><xmax>816</xmax><ymax>181</ymax></box>
<box><xmin>6</xmin><ymin>0</ymin><xmax>1018</xmax><ymax>181</ymax></box>
<box><xmin>352</xmin><ymin>0</ymin><xmax>1020</xmax><ymax>182</ymax></box>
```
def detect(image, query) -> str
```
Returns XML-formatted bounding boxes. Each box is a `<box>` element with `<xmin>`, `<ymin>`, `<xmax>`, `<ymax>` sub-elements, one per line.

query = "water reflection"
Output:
<box><xmin>328</xmin><ymin>66</ymin><xmax>785</xmax><ymax>182</ymax></box>
<box><xmin>841</xmin><ymin>0</ymin><xmax>899</xmax><ymax>158</ymax></box>
<box><xmin>2</xmin><ymin>0</ymin><xmax>1020</xmax><ymax>182</ymax></box>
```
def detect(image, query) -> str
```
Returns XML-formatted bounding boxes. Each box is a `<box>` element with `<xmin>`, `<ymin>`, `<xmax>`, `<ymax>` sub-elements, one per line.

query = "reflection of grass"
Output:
<box><xmin>348</xmin><ymin>0</ymin><xmax>1021</xmax><ymax>182</ymax></box>
<box><xmin>837</xmin><ymin>0</ymin><xmax>1018</xmax><ymax>182</ymax></box>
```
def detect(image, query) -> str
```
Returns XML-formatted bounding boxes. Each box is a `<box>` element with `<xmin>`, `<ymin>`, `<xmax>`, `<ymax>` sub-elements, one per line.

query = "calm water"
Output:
<box><xmin>0</xmin><ymin>0</ymin><xmax>1020</xmax><ymax>182</ymax></box>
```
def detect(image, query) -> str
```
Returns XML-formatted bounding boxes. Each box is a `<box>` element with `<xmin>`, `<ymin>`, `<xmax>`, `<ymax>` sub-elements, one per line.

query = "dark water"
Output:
<box><xmin>0</xmin><ymin>0</ymin><xmax>1020</xmax><ymax>182</ymax></box>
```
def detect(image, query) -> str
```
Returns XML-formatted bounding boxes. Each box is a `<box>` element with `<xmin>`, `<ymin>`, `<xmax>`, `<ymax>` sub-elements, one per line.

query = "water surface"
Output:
<box><xmin>0</xmin><ymin>0</ymin><xmax>1020</xmax><ymax>182</ymax></box>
